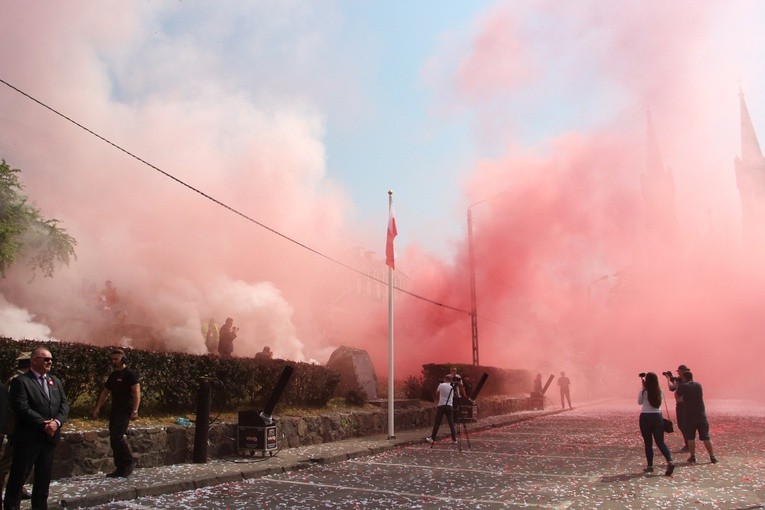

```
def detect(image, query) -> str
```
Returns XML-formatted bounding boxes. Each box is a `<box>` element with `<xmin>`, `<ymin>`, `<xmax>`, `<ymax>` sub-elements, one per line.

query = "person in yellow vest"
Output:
<box><xmin>202</xmin><ymin>318</ymin><xmax>219</xmax><ymax>354</ymax></box>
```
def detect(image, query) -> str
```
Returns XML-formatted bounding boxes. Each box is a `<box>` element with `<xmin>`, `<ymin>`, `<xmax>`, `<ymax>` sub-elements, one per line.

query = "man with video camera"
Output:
<box><xmin>218</xmin><ymin>318</ymin><xmax>238</xmax><ymax>358</ymax></box>
<box><xmin>425</xmin><ymin>374</ymin><xmax>460</xmax><ymax>444</ymax></box>
<box><xmin>663</xmin><ymin>364</ymin><xmax>690</xmax><ymax>452</ymax></box>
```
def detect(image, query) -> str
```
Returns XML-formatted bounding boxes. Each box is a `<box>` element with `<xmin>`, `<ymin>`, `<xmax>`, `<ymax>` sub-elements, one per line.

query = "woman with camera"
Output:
<box><xmin>638</xmin><ymin>372</ymin><xmax>674</xmax><ymax>476</ymax></box>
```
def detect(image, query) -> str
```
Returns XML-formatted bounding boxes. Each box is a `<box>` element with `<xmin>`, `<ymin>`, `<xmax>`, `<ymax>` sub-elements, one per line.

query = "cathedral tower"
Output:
<box><xmin>641</xmin><ymin>108</ymin><xmax>679</xmax><ymax>249</ymax></box>
<box><xmin>734</xmin><ymin>89</ymin><xmax>765</xmax><ymax>249</ymax></box>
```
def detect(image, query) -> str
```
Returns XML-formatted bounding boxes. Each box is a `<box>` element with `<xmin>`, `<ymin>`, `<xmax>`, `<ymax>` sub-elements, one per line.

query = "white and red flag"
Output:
<box><xmin>385</xmin><ymin>201</ymin><xmax>398</xmax><ymax>269</ymax></box>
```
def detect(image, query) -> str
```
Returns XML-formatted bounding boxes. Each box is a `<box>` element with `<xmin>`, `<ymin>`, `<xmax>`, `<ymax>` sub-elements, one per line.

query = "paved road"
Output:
<box><xmin>63</xmin><ymin>399</ymin><xmax>765</xmax><ymax>510</ymax></box>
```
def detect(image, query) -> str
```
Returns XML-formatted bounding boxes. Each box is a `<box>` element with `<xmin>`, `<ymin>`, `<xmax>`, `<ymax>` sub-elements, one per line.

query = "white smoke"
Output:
<box><xmin>0</xmin><ymin>293</ymin><xmax>53</xmax><ymax>340</ymax></box>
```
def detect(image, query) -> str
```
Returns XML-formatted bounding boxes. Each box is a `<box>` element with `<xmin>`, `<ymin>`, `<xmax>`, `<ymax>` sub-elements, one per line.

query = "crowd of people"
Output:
<box><xmin>638</xmin><ymin>364</ymin><xmax>717</xmax><ymax>477</ymax></box>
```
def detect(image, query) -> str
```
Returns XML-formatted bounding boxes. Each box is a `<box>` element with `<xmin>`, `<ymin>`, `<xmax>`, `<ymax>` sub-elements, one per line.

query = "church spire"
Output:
<box><xmin>739</xmin><ymin>87</ymin><xmax>763</xmax><ymax>161</ymax></box>
<box><xmin>735</xmin><ymin>87</ymin><xmax>765</xmax><ymax>250</ymax></box>
<box><xmin>641</xmin><ymin>108</ymin><xmax>678</xmax><ymax>249</ymax></box>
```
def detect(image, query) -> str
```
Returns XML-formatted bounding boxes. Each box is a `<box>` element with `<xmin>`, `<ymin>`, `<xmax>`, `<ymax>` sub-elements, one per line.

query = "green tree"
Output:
<box><xmin>0</xmin><ymin>158</ymin><xmax>76</xmax><ymax>277</ymax></box>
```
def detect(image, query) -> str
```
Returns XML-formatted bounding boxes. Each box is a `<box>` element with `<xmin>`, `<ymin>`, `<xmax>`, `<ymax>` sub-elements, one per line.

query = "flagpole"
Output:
<box><xmin>387</xmin><ymin>190</ymin><xmax>395</xmax><ymax>439</ymax></box>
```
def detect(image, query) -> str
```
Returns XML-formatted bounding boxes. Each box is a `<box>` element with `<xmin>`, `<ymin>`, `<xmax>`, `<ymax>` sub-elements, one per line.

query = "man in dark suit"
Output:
<box><xmin>3</xmin><ymin>346</ymin><xmax>69</xmax><ymax>510</ymax></box>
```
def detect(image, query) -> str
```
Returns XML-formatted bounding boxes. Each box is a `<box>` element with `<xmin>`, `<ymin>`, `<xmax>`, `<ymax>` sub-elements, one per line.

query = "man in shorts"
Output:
<box><xmin>676</xmin><ymin>371</ymin><xmax>717</xmax><ymax>464</ymax></box>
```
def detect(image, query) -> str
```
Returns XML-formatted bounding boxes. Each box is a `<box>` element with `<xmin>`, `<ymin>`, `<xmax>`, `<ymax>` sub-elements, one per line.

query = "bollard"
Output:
<box><xmin>192</xmin><ymin>379</ymin><xmax>212</xmax><ymax>463</ymax></box>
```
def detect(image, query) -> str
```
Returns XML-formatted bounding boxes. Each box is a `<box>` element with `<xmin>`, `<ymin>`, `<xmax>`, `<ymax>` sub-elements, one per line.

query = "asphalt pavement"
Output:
<box><xmin>33</xmin><ymin>399</ymin><xmax>765</xmax><ymax>509</ymax></box>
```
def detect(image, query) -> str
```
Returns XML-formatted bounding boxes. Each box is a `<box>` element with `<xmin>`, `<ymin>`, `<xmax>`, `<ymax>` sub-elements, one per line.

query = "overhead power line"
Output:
<box><xmin>0</xmin><ymin>77</ymin><xmax>481</xmax><ymax>318</ymax></box>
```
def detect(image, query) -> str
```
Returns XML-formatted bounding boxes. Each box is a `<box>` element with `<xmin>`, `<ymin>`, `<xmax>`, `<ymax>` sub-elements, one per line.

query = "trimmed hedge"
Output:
<box><xmin>0</xmin><ymin>337</ymin><xmax>340</xmax><ymax>416</ymax></box>
<box><xmin>420</xmin><ymin>363</ymin><xmax>531</xmax><ymax>400</ymax></box>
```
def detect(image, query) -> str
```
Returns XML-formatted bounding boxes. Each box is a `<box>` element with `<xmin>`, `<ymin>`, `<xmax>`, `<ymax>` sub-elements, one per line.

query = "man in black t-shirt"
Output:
<box><xmin>676</xmin><ymin>371</ymin><xmax>717</xmax><ymax>464</ymax></box>
<box><xmin>92</xmin><ymin>349</ymin><xmax>141</xmax><ymax>478</ymax></box>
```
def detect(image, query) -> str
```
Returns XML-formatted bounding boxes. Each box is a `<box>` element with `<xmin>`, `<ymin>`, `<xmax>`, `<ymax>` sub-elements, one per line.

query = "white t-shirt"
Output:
<box><xmin>638</xmin><ymin>389</ymin><xmax>663</xmax><ymax>413</ymax></box>
<box><xmin>437</xmin><ymin>382</ymin><xmax>456</xmax><ymax>406</ymax></box>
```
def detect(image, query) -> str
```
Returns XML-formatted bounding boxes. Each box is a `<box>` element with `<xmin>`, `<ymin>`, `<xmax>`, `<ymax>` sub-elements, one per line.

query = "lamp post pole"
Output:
<box><xmin>466</xmin><ymin>191</ymin><xmax>509</xmax><ymax>367</ymax></box>
<box><xmin>467</xmin><ymin>207</ymin><xmax>479</xmax><ymax>366</ymax></box>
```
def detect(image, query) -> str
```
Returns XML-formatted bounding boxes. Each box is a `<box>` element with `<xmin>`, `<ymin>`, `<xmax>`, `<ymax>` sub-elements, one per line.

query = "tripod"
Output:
<box><xmin>455</xmin><ymin>410</ymin><xmax>472</xmax><ymax>452</ymax></box>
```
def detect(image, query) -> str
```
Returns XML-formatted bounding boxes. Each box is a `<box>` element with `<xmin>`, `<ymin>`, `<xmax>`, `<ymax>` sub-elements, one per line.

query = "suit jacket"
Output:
<box><xmin>9</xmin><ymin>370</ymin><xmax>70</xmax><ymax>447</ymax></box>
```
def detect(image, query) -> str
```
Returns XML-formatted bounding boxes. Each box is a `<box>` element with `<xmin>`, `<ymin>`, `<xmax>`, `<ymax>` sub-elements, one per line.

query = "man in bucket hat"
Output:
<box><xmin>663</xmin><ymin>364</ymin><xmax>691</xmax><ymax>452</ymax></box>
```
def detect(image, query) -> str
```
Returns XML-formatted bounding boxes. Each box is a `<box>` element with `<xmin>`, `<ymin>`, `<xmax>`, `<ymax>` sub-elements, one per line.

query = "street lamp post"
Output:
<box><xmin>467</xmin><ymin>207</ymin><xmax>479</xmax><ymax>366</ymax></box>
<box><xmin>467</xmin><ymin>191</ymin><xmax>509</xmax><ymax>367</ymax></box>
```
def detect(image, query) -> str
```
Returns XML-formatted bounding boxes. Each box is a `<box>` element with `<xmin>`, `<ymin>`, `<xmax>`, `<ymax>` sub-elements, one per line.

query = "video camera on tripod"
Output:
<box><xmin>454</xmin><ymin>373</ymin><xmax>488</xmax><ymax>423</ymax></box>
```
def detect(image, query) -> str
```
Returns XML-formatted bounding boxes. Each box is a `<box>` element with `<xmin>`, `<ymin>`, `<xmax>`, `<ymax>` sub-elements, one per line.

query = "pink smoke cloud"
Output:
<box><xmin>2</xmin><ymin>1</ymin><xmax>765</xmax><ymax>406</ymax></box>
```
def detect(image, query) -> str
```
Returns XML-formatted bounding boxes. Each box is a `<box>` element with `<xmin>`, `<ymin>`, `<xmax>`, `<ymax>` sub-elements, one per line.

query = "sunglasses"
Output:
<box><xmin>34</xmin><ymin>356</ymin><xmax>54</xmax><ymax>363</ymax></box>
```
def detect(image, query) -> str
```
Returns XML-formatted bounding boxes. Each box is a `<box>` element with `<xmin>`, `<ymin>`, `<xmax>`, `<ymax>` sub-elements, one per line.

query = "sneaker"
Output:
<box><xmin>425</xmin><ymin>437</ymin><xmax>434</xmax><ymax>443</ymax></box>
<box><xmin>643</xmin><ymin>466</ymin><xmax>654</xmax><ymax>473</ymax></box>
<box><xmin>710</xmin><ymin>456</ymin><xmax>718</xmax><ymax>464</ymax></box>
<box><xmin>665</xmin><ymin>463</ymin><xmax>675</xmax><ymax>477</ymax></box>
<box><xmin>105</xmin><ymin>470</ymin><xmax>122</xmax><ymax>478</ymax></box>
<box><xmin>687</xmin><ymin>455</ymin><xmax>696</xmax><ymax>463</ymax></box>
<box><xmin>451</xmin><ymin>440</ymin><xmax>458</xmax><ymax>444</ymax></box>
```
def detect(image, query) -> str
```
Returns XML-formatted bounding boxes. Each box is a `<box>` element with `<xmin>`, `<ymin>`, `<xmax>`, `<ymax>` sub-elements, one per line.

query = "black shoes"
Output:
<box><xmin>106</xmin><ymin>464</ymin><xmax>135</xmax><ymax>478</ymax></box>
<box><xmin>710</xmin><ymin>456</ymin><xmax>718</xmax><ymax>464</ymax></box>
<box><xmin>687</xmin><ymin>455</ymin><xmax>696</xmax><ymax>463</ymax></box>
<box><xmin>643</xmin><ymin>466</ymin><xmax>654</xmax><ymax>473</ymax></box>
<box><xmin>665</xmin><ymin>463</ymin><xmax>675</xmax><ymax>476</ymax></box>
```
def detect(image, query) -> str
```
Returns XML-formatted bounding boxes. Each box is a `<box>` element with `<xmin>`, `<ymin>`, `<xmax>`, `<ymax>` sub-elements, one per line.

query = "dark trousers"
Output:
<box><xmin>430</xmin><ymin>405</ymin><xmax>456</xmax><ymax>441</ymax></box>
<box><xmin>639</xmin><ymin>412</ymin><xmax>672</xmax><ymax>466</ymax></box>
<box><xmin>3</xmin><ymin>441</ymin><xmax>56</xmax><ymax>510</ymax></box>
<box><xmin>676</xmin><ymin>402</ymin><xmax>687</xmax><ymax>445</ymax></box>
<box><xmin>109</xmin><ymin>410</ymin><xmax>134</xmax><ymax>472</ymax></box>
<box><xmin>560</xmin><ymin>388</ymin><xmax>571</xmax><ymax>408</ymax></box>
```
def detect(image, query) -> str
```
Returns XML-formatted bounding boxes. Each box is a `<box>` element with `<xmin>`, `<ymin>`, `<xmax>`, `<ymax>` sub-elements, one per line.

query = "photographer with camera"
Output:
<box><xmin>425</xmin><ymin>375</ymin><xmax>460</xmax><ymax>445</ymax></box>
<box><xmin>638</xmin><ymin>372</ymin><xmax>674</xmax><ymax>476</ymax></box>
<box><xmin>663</xmin><ymin>364</ymin><xmax>690</xmax><ymax>452</ymax></box>
<box><xmin>676</xmin><ymin>371</ymin><xmax>717</xmax><ymax>464</ymax></box>
<box><xmin>218</xmin><ymin>318</ymin><xmax>238</xmax><ymax>358</ymax></box>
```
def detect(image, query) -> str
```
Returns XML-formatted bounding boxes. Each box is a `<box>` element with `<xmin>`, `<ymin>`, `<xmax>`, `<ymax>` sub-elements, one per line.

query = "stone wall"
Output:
<box><xmin>51</xmin><ymin>396</ymin><xmax>529</xmax><ymax>479</ymax></box>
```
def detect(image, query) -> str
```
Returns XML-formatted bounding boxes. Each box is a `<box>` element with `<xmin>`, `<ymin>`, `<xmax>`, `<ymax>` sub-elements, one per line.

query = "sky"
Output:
<box><xmin>2</xmin><ymin>1</ymin><xmax>765</xmax><ymax>399</ymax></box>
